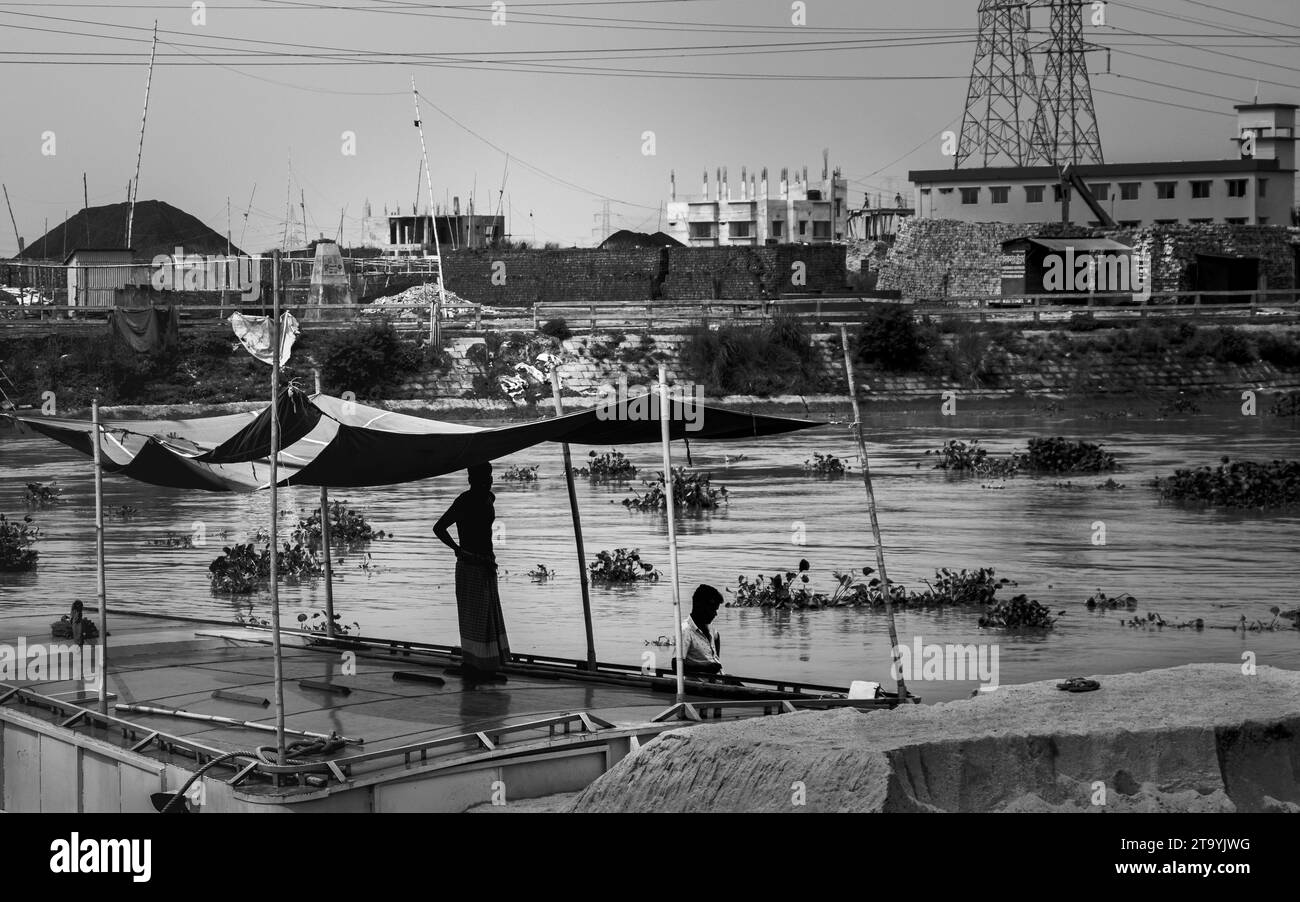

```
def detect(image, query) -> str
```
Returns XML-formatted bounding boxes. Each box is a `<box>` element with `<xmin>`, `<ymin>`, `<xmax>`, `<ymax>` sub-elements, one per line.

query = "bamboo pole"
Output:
<box><xmin>658</xmin><ymin>365</ymin><xmax>686</xmax><ymax>705</ymax></box>
<box><xmin>313</xmin><ymin>370</ymin><xmax>336</xmax><ymax>639</ymax></box>
<box><xmin>91</xmin><ymin>400</ymin><xmax>109</xmax><ymax>716</ymax></box>
<box><xmin>125</xmin><ymin>21</ymin><xmax>158</xmax><ymax>249</ymax></box>
<box><xmin>550</xmin><ymin>370</ymin><xmax>596</xmax><ymax>668</ymax></box>
<box><xmin>839</xmin><ymin>326</ymin><xmax>909</xmax><ymax>700</ymax></box>
<box><xmin>411</xmin><ymin>79</ymin><xmax>449</xmax><ymax>345</ymax></box>
<box><xmin>268</xmin><ymin>251</ymin><xmax>288</xmax><ymax>762</ymax></box>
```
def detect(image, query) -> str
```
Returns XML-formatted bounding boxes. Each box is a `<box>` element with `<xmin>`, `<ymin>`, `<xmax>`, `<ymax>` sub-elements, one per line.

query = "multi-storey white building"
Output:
<box><xmin>664</xmin><ymin>162</ymin><xmax>850</xmax><ymax>247</ymax></box>
<box><xmin>908</xmin><ymin>103</ymin><xmax>1297</xmax><ymax>227</ymax></box>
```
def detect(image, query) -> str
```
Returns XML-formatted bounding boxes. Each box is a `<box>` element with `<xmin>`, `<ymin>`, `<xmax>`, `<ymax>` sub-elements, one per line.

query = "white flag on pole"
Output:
<box><xmin>228</xmin><ymin>312</ymin><xmax>299</xmax><ymax>366</ymax></box>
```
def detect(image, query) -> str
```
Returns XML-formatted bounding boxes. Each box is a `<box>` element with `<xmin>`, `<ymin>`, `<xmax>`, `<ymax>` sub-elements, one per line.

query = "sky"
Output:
<box><xmin>0</xmin><ymin>0</ymin><xmax>1297</xmax><ymax>255</ymax></box>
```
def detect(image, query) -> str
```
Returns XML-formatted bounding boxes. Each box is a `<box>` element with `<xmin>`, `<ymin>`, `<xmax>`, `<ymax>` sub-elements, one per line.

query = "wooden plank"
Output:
<box><xmin>212</xmin><ymin>689</ymin><xmax>271</xmax><ymax>707</ymax></box>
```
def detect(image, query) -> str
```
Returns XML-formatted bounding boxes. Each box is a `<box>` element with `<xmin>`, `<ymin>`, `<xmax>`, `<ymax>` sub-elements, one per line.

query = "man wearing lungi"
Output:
<box><xmin>434</xmin><ymin>462</ymin><xmax>510</xmax><ymax>682</ymax></box>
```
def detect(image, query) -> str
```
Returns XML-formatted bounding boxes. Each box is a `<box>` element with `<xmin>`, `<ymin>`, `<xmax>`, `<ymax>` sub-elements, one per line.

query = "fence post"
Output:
<box><xmin>532</xmin><ymin>303</ymin><xmax>539</xmax><ymax>331</ymax></box>
<box><xmin>475</xmin><ymin>304</ymin><xmax>482</xmax><ymax>331</ymax></box>
<box><xmin>1249</xmin><ymin>292</ymin><xmax>1257</xmax><ymax>317</ymax></box>
<box><xmin>646</xmin><ymin>302</ymin><xmax>653</xmax><ymax>332</ymax></box>
<box><xmin>590</xmin><ymin>303</ymin><xmax>596</xmax><ymax>334</ymax></box>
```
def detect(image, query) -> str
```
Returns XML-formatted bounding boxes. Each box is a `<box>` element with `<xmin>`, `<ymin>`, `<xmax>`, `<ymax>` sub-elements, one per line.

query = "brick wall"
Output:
<box><xmin>437</xmin><ymin>245</ymin><xmax>846</xmax><ymax>305</ymax></box>
<box><xmin>879</xmin><ymin>219</ymin><xmax>1300</xmax><ymax>299</ymax></box>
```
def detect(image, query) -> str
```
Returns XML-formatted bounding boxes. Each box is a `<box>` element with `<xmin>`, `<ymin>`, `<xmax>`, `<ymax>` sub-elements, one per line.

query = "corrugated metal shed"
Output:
<box><xmin>65</xmin><ymin>248</ymin><xmax>137</xmax><ymax>308</ymax></box>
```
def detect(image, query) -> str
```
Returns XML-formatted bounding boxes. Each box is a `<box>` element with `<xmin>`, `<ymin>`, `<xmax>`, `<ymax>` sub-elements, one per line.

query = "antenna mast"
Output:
<box><xmin>411</xmin><ymin>79</ymin><xmax>448</xmax><ymax>312</ymax></box>
<box><xmin>126</xmin><ymin>20</ymin><xmax>158</xmax><ymax>249</ymax></box>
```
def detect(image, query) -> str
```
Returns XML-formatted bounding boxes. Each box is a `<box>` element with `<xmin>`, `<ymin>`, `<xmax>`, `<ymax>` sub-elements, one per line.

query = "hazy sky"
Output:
<box><xmin>1</xmin><ymin>0</ymin><xmax>1297</xmax><ymax>255</ymax></box>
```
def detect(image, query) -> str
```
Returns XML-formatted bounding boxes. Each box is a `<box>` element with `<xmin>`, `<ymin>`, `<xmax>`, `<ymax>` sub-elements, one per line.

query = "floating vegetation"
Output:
<box><xmin>291</xmin><ymin>501</ymin><xmax>388</xmax><ymax>549</ymax></box>
<box><xmin>1270</xmin><ymin>392</ymin><xmax>1300</xmax><ymax>417</ymax></box>
<box><xmin>927</xmin><ymin>438</ymin><xmax>1117</xmax><ymax>478</ymax></box>
<box><xmin>111</xmin><ymin>505</ymin><xmax>138</xmax><ymax>520</ymax></box>
<box><xmin>1085</xmin><ymin>590</ymin><xmax>1139</xmax><ymax>610</ymax></box>
<box><xmin>645</xmin><ymin>635</ymin><xmax>675</xmax><ymax>647</ymax></box>
<box><xmin>24</xmin><ymin>482</ymin><xmax>61</xmax><ymax>508</ymax></box>
<box><xmin>802</xmin><ymin>451</ymin><xmax>850</xmax><ymax>476</ymax></box>
<box><xmin>1096</xmin><ymin>478</ymin><xmax>1126</xmax><ymax>491</ymax></box>
<box><xmin>588</xmin><ymin>548</ymin><xmax>659</xmax><ymax>583</ymax></box>
<box><xmin>1233</xmin><ymin>608</ymin><xmax>1299</xmax><ymax>632</ymax></box>
<box><xmin>499</xmin><ymin>465</ymin><xmax>540</xmax><ymax>482</ymax></box>
<box><xmin>528</xmin><ymin>563</ymin><xmax>555</xmax><ymax>582</ymax></box>
<box><xmin>1157</xmin><ymin>395</ymin><xmax>1202</xmax><ymax>416</ymax></box>
<box><xmin>731</xmin><ymin>560</ymin><xmax>829</xmax><ymax>609</ymax></box>
<box><xmin>0</xmin><ymin>514</ymin><xmax>40</xmax><ymax>572</ymax></box>
<box><xmin>1155</xmin><ymin>457</ymin><xmax>1300</xmax><ymax>509</ymax></box>
<box><xmin>577</xmin><ymin>449</ymin><xmax>637</xmax><ymax>481</ymax></box>
<box><xmin>208</xmin><ymin>543</ymin><xmax>323</xmax><ymax>594</ymax></box>
<box><xmin>148</xmin><ymin>532</ymin><xmax>194</xmax><ymax>549</ymax></box>
<box><xmin>978</xmin><ymin>595</ymin><xmax>1058</xmax><ymax>629</ymax></box>
<box><xmin>1021</xmin><ymin>437</ymin><xmax>1117</xmax><ymax>474</ymax></box>
<box><xmin>622</xmin><ymin>468</ymin><xmax>727</xmax><ymax>512</ymax></box>
<box><xmin>1118</xmin><ymin>611</ymin><xmax>1204</xmax><ymax>631</ymax></box>
<box><xmin>295</xmin><ymin>609</ymin><xmax>360</xmax><ymax>636</ymax></box>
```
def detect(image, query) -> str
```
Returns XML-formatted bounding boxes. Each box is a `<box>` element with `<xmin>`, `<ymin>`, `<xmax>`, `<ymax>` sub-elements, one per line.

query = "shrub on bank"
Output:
<box><xmin>308</xmin><ymin>319</ymin><xmax>425</xmax><ymax>398</ymax></box>
<box><xmin>851</xmin><ymin>303</ymin><xmax>936</xmax><ymax>372</ymax></box>
<box><xmin>0</xmin><ymin>514</ymin><xmax>40</xmax><ymax>572</ymax></box>
<box><xmin>679</xmin><ymin>315</ymin><xmax>820</xmax><ymax>396</ymax></box>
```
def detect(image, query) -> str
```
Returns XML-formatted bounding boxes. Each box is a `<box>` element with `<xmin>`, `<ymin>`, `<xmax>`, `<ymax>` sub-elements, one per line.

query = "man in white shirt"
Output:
<box><xmin>676</xmin><ymin>584</ymin><xmax>725</xmax><ymax>676</ymax></box>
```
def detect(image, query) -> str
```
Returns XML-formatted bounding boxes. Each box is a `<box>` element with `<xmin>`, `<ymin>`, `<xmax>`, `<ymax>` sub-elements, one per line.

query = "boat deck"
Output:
<box><xmin>0</xmin><ymin>609</ymin><xmax>885</xmax><ymax>811</ymax></box>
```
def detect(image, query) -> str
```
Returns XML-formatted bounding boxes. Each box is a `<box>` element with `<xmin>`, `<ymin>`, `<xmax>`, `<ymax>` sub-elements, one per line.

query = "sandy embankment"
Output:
<box><xmin>565</xmin><ymin>664</ymin><xmax>1300</xmax><ymax>813</ymax></box>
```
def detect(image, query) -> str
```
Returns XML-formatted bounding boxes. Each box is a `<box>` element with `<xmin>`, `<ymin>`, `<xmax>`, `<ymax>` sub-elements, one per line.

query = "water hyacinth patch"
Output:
<box><xmin>499</xmin><ymin>465</ymin><xmax>540</xmax><ymax>482</ymax></box>
<box><xmin>978</xmin><ymin>595</ymin><xmax>1058</xmax><ymax>629</ymax></box>
<box><xmin>291</xmin><ymin>501</ymin><xmax>387</xmax><ymax>550</ymax></box>
<box><xmin>295</xmin><ymin>608</ymin><xmax>360</xmax><ymax>636</ymax></box>
<box><xmin>803</xmin><ymin>451</ymin><xmax>850</xmax><ymax>476</ymax></box>
<box><xmin>927</xmin><ymin>438</ymin><xmax>1117</xmax><ymax>477</ymax></box>
<box><xmin>208</xmin><ymin>542</ymin><xmax>323</xmax><ymax>594</ymax></box>
<box><xmin>1155</xmin><ymin>457</ymin><xmax>1300</xmax><ymax>509</ymax></box>
<box><xmin>588</xmin><ymin>548</ymin><xmax>659</xmax><ymax>583</ymax></box>
<box><xmin>622</xmin><ymin>468</ymin><xmax>727</xmax><ymax>512</ymax></box>
<box><xmin>24</xmin><ymin>482</ymin><xmax>62</xmax><ymax>508</ymax></box>
<box><xmin>0</xmin><ymin>513</ymin><xmax>40</xmax><ymax>572</ymax></box>
<box><xmin>1085</xmin><ymin>590</ymin><xmax>1138</xmax><ymax>610</ymax></box>
<box><xmin>577</xmin><ymin>449</ymin><xmax>637</xmax><ymax>481</ymax></box>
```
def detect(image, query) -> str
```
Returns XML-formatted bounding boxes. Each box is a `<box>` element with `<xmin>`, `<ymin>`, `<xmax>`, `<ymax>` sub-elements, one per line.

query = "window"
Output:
<box><xmin>920</xmin><ymin>188</ymin><xmax>932</xmax><ymax>196</ymax></box>
<box><xmin>1025</xmin><ymin>185</ymin><xmax>1045</xmax><ymax>203</ymax></box>
<box><xmin>1225</xmin><ymin>217</ymin><xmax>1247</xmax><ymax>225</ymax></box>
<box><xmin>688</xmin><ymin>222</ymin><xmax>716</xmax><ymax>239</ymax></box>
<box><xmin>798</xmin><ymin>220</ymin><xmax>808</xmax><ymax>236</ymax></box>
<box><xmin>990</xmin><ymin>186</ymin><xmax>1010</xmax><ymax>204</ymax></box>
<box><xmin>1258</xmin><ymin>217</ymin><xmax>1269</xmax><ymax>225</ymax></box>
<box><xmin>1089</xmin><ymin>183</ymin><xmax>1110</xmax><ymax>201</ymax></box>
<box><xmin>1226</xmin><ymin>179</ymin><xmax>1248</xmax><ymax>198</ymax></box>
<box><xmin>771</xmin><ymin>220</ymin><xmax>784</xmax><ymax>238</ymax></box>
<box><xmin>1156</xmin><ymin>182</ymin><xmax>1177</xmax><ymax>200</ymax></box>
<box><xmin>1118</xmin><ymin>220</ymin><xmax>1141</xmax><ymax>228</ymax></box>
<box><xmin>834</xmin><ymin>199</ymin><xmax>842</xmax><ymax>218</ymax></box>
<box><xmin>1191</xmin><ymin>181</ymin><xmax>1211</xmax><ymax>199</ymax></box>
<box><xmin>729</xmin><ymin>221</ymin><xmax>752</xmax><ymax>238</ymax></box>
<box><xmin>938</xmin><ymin>187</ymin><xmax>954</xmax><ymax>195</ymax></box>
<box><xmin>959</xmin><ymin>187</ymin><xmax>980</xmax><ymax>204</ymax></box>
<box><xmin>1119</xmin><ymin>182</ymin><xmax>1140</xmax><ymax>200</ymax></box>
<box><xmin>1188</xmin><ymin>218</ymin><xmax>1213</xmax><ymax>224</ymax></box>
<box><xmin>1053</xmin><ymin>185</ymin><xmax>1064</xmax><ymax>202</ymax></box>
<box><xmin>1258</xmin><ymin>179</ymin><xmax>1268</xmax><ymax>197</ymax></box>
<box><xmin>1154</xmin><ymin>219</ymin><xmax>1178</xmax><ymax>225</ymax></box>
<box><xmin>812</xmin><ymin>221</ymin><xmax>831</xmax><ymax>239</ymax></box>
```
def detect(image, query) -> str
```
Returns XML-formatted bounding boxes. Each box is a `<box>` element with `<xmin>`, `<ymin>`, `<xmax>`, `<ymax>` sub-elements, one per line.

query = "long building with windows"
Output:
<box><xmin>664</xmin><ymin>162</ymin><xmax>850</xmax><ymax>247</ymax></box>
<box><xmin>908</xmin><ymin>103</ymin><xmax>1297</xmax><ymax>227</ymax></box>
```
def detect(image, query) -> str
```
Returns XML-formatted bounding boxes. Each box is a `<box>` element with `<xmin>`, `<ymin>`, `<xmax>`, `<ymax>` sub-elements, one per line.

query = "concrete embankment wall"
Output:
<box><xmin>389</xmin><ymin>326</ymin><xmax>1300</xmax><ymax>402</ymax></box>
<box><xmin>566</xmin><ymin>664</ymin><xmax>1300</xmax><ymax>813</ymax></box>
<box><xmin>879</xmin><ymin>219</ymin><xmax>1300</xmax><ymax>299</ymax></box>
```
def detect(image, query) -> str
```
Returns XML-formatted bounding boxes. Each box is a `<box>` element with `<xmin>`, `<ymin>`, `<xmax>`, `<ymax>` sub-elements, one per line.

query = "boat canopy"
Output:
<box><xmin>6</xmin><ymin>388</ymin><xmax>822</xmax><ymax>492</ymax></box>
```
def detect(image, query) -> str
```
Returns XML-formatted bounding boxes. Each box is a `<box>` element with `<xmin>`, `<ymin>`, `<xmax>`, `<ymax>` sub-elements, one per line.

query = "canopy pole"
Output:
<box><xmin>659</xmin><ymin>365</ymin><xmax>686</xmax><ymax>706</ymax></box>
<box><xmin>839</xmin><ymin>326</ymin><xmax>909</xmax><ymax>701</ymax></box>
<box><xmin>268</xmin><ymin>251</ymin><xmax>288</xmax><ymax>763</ymax></box>
<box><xmin>549</xmin><ymin>370</ymin><xmax>595</xmax><ymax>669</ymax></box>
<box><xmin>313</xmin><ymin>369</ymin><xmax>336</xmax><ymax>639</ymax></box>
<box><xmin>91</xmin><ymin>399</ymin><xmax>109</xmax><ymax>716</ymax></box>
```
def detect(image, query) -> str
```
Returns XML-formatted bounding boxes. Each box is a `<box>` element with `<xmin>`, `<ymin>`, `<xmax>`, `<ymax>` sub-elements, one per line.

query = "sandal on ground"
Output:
<box><xmin>1056</xmin><ymin>677</ymin><xmax>1100</xmax><ymax>692</ymax></box>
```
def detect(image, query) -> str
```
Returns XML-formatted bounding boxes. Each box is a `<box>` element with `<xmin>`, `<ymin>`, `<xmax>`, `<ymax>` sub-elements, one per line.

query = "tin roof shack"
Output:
<box><xmin>64</xmin><ymin>248</ymin><xmax>143</xmax><ymax>308</ymax></box>
<box><xmin>1000</xmin><ymin>237</ymin><xmax>1137</xmax><ymax>303</ymax></box>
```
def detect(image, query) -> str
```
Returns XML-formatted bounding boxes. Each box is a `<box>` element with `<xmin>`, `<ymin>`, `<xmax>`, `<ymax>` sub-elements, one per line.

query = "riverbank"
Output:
<box><xmin>563</xmin><ymin>663</ymin><xmax>1300</xmax><ymax>813</ymax></box>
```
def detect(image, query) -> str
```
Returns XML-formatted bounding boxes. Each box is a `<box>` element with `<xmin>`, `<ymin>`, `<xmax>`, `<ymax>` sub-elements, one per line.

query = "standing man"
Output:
<box><xmin>434</xmin><ymin>462</ymin><xmax>510</xmax><ymax>683</ymax></box>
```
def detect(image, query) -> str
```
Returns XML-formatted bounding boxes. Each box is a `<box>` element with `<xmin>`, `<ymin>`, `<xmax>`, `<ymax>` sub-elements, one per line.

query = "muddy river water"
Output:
<box><xmin>2</xmin><ymin>402</ymin><xmax>1297</xmax><ymax>702</ymax></box>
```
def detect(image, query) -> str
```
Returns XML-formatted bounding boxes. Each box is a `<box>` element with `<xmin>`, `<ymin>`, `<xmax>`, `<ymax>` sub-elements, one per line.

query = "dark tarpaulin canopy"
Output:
<box><xmin>6</xmin><ymin>388</ymin><xmax>821</xmax><ymax>492</ymax></box>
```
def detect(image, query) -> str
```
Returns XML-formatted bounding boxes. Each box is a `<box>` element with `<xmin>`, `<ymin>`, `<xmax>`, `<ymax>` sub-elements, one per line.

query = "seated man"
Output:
<box><xmin>674</xmin><ymin>584</ymin><xmax>725</xmax><ymax>677</ymax></box>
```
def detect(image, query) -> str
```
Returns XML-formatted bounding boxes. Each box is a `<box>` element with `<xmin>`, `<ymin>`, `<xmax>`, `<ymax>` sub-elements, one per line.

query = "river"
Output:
<box><xmin>2</xmin><ymin>401</ymin><xmax>1297</xmax><ymax>703</ymax></box>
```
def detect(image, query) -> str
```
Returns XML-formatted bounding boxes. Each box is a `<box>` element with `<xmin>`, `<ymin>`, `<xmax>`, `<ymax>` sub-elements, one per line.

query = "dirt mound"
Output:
<box><xmin>567</xmin><ymin>664</ymin><xmax>1300</xmax><ymax>813</ymax></box>
<box><xmin>18</xmin><ymin>200</ymin><xmax>244</xmax><ymax>261</ymax></box>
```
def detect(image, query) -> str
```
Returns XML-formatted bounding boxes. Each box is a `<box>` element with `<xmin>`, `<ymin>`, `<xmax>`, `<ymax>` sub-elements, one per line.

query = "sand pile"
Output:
<box><xmin>567</xmin><ymin>664</ymin><xmax>1300</xmax><ymax>813</ymax></box>
<box><xmin>362</xmin><ymin>284</ymin><xmax>482</xmax><ymax>320</ymax></box>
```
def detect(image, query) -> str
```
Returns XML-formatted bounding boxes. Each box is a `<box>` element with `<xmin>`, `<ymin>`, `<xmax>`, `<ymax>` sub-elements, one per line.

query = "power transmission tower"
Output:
<box><xmin>956</xmin><ymin>0</ymin><xmax>1044</xmax><ymax>168</ymax></box>
<box><xmin>1029</xmin><ymin>0</ymin><xmax>1106</xmax><ymax>166</ymax></box>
